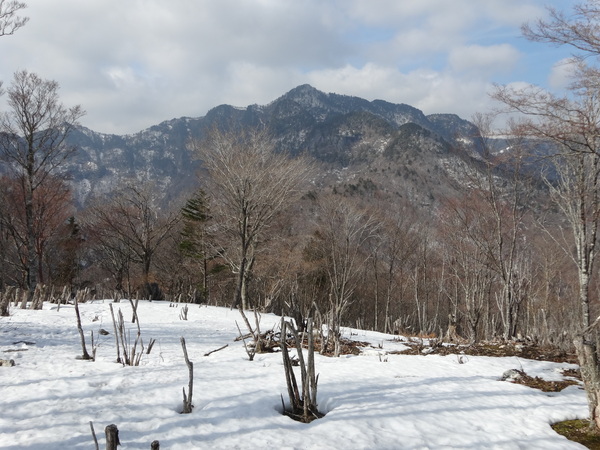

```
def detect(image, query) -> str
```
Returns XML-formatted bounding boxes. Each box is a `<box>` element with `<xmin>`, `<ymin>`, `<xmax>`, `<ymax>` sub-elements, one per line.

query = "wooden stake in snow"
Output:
<box><xmin>108</xmin><ymin>303</ymin><xmax>122</xmax><ymax>364</ymax></box>
<box><xmin>105</xmin><ymin>424</ymin><xmax>120</xmax><ymax>449</ymax></box>
<box><xmin>74</xmin><ymin>297</ymin><xmax>92</xmax><ymax>360</ymax></box>
<box><xmin>180</xmin><ymin>337</ymin><xmax>194</xmax><ymax>413</ymax></box>
<box><xmin>89</xmin><ymin>421</ymin><xmax>99</xmax><ymax>450</ymax></box>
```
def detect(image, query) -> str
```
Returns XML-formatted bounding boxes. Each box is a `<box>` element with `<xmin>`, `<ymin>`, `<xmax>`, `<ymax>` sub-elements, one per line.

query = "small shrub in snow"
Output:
<box><xmin>280</xmin><ymin>318</ymin><xmax>323</xmax><ymax>423</ymax></box>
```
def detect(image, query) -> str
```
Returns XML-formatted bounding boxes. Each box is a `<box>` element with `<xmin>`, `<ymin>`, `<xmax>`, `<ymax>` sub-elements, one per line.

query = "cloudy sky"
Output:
<box><xmin>0</xmin><ymin>0</ymin><xmax>575</xmax><ymax>135</ymax></box>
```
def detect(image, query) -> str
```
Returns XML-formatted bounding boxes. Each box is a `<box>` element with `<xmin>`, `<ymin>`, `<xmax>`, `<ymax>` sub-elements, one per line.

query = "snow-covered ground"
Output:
<box><xmin>0</xmin><ymin>301</ymin><xmax>588</xmax><ymax>449</ymax></box>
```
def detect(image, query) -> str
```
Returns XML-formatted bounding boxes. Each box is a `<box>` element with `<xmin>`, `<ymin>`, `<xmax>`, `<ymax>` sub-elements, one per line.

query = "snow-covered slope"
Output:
<box><xmin>0</xmin><ymin>301</ymin><xmax>586</xmax><ymax>449</ymax></box>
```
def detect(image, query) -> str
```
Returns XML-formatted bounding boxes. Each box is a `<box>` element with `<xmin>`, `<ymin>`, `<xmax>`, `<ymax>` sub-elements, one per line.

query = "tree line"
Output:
<box><xmin>0</xmin><ymin>79</ymin><xmax>586</xmax><ymax>350</ymax></box>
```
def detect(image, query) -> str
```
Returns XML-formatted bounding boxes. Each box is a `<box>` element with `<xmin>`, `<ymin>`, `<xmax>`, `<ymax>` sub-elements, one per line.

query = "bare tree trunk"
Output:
<box><xmin>580</xmin><ymin>269</ymin><xmax>592</xmax><ymax>330</ymax></box>
<box><xmin>108</xmin><ymin>303</ymin><xmax>122</xmax><ymax>364</ymax></box>
<box><xmin>74</xmin><ymin>297</ymin><xmax>92</xmax><ymax>360</ymax></box>
<box><xmin>383</xmin><ymin>288</ymin><xmax>392</xmax><ymax>334</ymax></box>
<box><xmin>446</xmin><ymin>314</ymin><xmax>459</xmax><ymax>342</ymax></box>
<box><xmin>25</xmin><ymin>173</ymin><xmax>37</xmax><ymax>307</ymax></box>
<box><xmin>0</xmin><ymin>286</ymin><xmax>14</xmax><ymax>316</ymax></box>
<box><xmin>131</xmin><ymin>298</ymin><xmax>139</xmax><ymax>323</ymax></box>
<box><xmin>372</xmin><ymin>251</ymin><xmax>380</xmax><ymax>331</ymax></box>
<box><xmin>234</xmin><ymin>257</ymin><xmax>248</xmax><ymax>310</ymax></box>
<box><xmin>574</xmin><ymin>335</ymin><xmax>600</xmax><ymax>430</ymax></box>
<box><xmin>281</xmin><ymin>319</ymin><xmax>301</xmax><ymax>411</ymax></box>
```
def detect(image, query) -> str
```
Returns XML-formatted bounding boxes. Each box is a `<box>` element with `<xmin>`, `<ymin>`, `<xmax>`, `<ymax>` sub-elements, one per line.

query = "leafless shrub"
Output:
<box><xmin>280</xmin><ymin>318</ymin><xmax>322</xmax><ymax>423</ymax></box>
<box><xmin>235</xmin><ymin>320</ymin><xmax>256</xmax><ymax>361</ymax></box>
<box><xmin>109</xmin><ymin>302</ymin><xmax>153</xmax><ymax>366</ymax></box>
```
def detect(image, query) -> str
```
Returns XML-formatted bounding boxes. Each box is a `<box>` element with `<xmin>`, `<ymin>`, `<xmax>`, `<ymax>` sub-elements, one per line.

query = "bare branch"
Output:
<box><xmin>180</xmin><ymin>337</ymin><xmax>194</xmax><ymax>414</ymax></box>
<box><xmin>0</xmin><ymin>0</ymin><xmax>28</xmax><ymax>37</ymax></box>
<box><xmin>522</xmin><ymin>2</ymin><xmax>600</xmax><ymax>58</ymax></box>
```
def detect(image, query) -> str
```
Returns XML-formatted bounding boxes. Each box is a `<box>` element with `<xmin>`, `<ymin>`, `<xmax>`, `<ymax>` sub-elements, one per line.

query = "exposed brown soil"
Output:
<box><xmin>506</xmin><ymin>368</ymin><xmax>580</xmax><ymax>392</ymax></box>
<box><xmin>392</xmin><ymin>339</ymin><xmax>579</xmax><ymax>364</ymax></box>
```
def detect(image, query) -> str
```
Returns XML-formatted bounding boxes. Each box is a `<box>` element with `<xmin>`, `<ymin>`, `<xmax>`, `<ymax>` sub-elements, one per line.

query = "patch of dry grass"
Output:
<box><xmin>552</xmin><ymin>420</ymin><xmax>600</xmax><ymax>449</ymax></box>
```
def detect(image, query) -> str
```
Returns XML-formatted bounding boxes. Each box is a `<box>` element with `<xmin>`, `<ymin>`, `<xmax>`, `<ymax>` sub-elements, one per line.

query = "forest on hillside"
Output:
<box><xmin>0</xmin><ymin>0</ymin><xmax>599</xmax><ymax>360</ymax></box>
<box><xmin>0</xmin><ymin>103</ymin><xmax>584</xmax><ymax>352</ymax></box>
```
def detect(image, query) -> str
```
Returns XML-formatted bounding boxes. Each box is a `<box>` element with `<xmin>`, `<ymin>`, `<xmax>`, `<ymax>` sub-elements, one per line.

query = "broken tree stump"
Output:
<box><xmin>105</xmin><ymin>424</ymin><xmax>120</xmax><ymax>449</ymax></box>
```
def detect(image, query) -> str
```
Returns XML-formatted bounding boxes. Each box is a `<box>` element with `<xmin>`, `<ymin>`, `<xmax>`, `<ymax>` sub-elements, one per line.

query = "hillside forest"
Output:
<box><xmin>0</xmin><ymin>2</ymin><xmax>600</xmax><ymax>358</ymax></box>
<box><xmin>0</xmin><ymin>79</ymin><xmax>587</xmax><ymax>353</ymax></box>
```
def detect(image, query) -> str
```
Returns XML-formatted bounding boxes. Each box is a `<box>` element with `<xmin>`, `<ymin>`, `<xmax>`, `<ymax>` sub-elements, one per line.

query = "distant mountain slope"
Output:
<box><xmin>57</xmin><ymin>84</ymin><xmax>492</xmax><ymax>208</ymax></box>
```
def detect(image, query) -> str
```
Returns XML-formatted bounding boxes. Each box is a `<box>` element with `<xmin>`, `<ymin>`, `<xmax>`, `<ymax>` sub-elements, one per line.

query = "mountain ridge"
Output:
<box><xmin>55</xmin><ymin>84</ymin><xmax>488</xmax><ymax>208</ymax></box>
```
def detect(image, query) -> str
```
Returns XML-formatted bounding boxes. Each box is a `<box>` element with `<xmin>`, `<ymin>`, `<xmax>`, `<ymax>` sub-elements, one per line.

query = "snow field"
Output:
<box><xmin>0</xmin><ymin>301</ymin><xmax>588</xmax><ymax>449</ymax></box>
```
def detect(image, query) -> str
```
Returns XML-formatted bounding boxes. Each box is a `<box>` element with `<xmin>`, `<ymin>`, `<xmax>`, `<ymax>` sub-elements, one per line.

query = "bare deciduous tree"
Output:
<box><xmin>0</xmin><ymin>175</ymin><xmax>74</xmax><ymax>292</ymax></box>
<box><xmin>86</xmin><ymin>224</ymin><xmax>132</xmax><ymax>297</ymax></box>
<box><xmin>0</xmin><ymin>71</ymin><xmax>84</xmax><ymax>304</ymax></box>
<box><xmin>546</xmin><ymin>153</ymin><xmax>600</xmax><ymax>327</ymax></box>
<box><xmin>190</xmin><ymin>127</ymin><xmax>312</xmax><ymax>311</ymax></box>
<box><xmin>310</xmin><ymin>195</ymin><xmax>379</xmax><ymax>357</ymax></box>
<box><xmin>440</xmin><ymin>195</ymin><xmax>494</xmax><ymax>343</ymax></box>
<box><xmin>495</xmin><ymin>0</ymin><xmax>600</xmax><ymax>430</ymax></box>
<box><xmin>83</xmin><ymin>182</ymin><xmax>180</xmax><ymax>299</ymax></box>
<box><xmin>377</xmin><ymin>207</ymin><xmax>420</xmax><ymax>334</ymax></box>
<box><xmin>456</xmin><ymin>115</ymin><xmax>533</xmax><ymax>340</ymax></box>
<box><xmin>494</xmin><ymin>56</ymin><xmax>600</xmax><ymax>338</ymax></box>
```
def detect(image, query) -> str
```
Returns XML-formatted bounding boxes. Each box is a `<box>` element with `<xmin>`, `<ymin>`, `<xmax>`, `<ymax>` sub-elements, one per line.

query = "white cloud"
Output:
<box><xmin>0</xmin><ymin>0</ymin><xmax>573</xmax><ymax>134</ymax></box>
<box><xmin>104</xmin><ymin>67</ymin><xmax>139</xmax><ymax>90</ymax></box>
<box><xmin>449</xmin><ymin>44</ymin><xmax>521</xmax><ymax>75</ymax></box>
<box><xmin>548</xmin><ymin>58</ymin><xmax>578</xmax><ymax>90</ymax></box>
<box><xmin>221</xmin><ymin>62</ymin><xmax>303</xmax><ymax>107</ymax></box>
<box><xmin>306</xmin><ymin>63</ymin><xmax>496</xmax><ymax>119</ymax></box>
